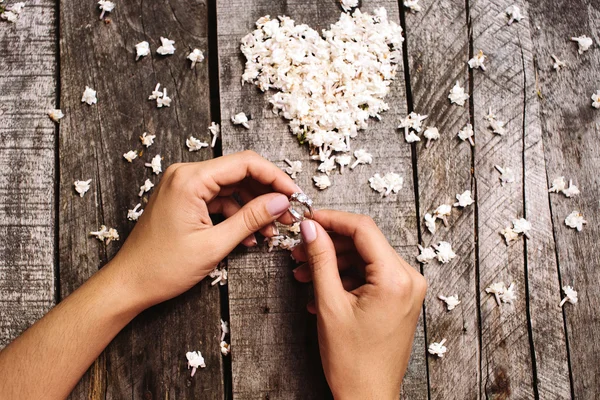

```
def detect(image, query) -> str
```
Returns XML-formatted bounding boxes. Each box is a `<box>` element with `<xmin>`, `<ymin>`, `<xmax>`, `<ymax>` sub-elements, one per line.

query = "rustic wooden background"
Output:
<box><xmin>0</xmin><ymin>0</ymin><xmax>598</xmax><ymax>398</ymax></box>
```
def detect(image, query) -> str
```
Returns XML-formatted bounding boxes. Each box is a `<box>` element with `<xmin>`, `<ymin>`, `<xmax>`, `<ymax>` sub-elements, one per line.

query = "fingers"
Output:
<box><xmin>293</xmin><ymin>252</ymin><xmax>364</xmax><ymax>283</ymax></box>
<box><xmin>291</xmin><ymin>234</ymin><xmax>356</xmax><ymax>262</ymax></box>
<box><xmin>208</xmin><ymin>196</ymin><xmax>278</xmax><ymax>240</ymax></box>
<box><xmin>305</xmin><ymin>276</ymin><xmax>361</xmax><ymax>314</ymax></box>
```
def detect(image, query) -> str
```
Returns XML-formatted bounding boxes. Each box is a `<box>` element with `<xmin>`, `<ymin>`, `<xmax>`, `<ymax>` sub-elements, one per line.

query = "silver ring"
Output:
<box><xmin>288</xmin><ymin>192</ymin><xmax>314</xmax><ymax>223</ymax></box>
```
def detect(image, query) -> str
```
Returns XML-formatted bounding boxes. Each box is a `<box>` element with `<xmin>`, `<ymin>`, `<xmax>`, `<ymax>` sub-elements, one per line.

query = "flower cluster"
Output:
<box><xmin>500</xmin><ymin>217</ymin><xmax>531</xmax><ymax>245</ymax></box>
<box><xmin>1</xmin><ymin>1</ymin><xmax>25</xmax><ymax>23</ymax></box>
<box><xmin>485</xmin><ymin>281</ymin><xmax>516</xmax><ymax>306</ymax></box>
<box><xmin>186</xmin><ymin>351</ymin><xmax>206</xmax><ymax>377</ymax></box>
<box><xmin>90</xmin><ymin>225</ymin><xmax>120</xmax><ymax>244</ymax></box>
<box><xmin>548</xmin><ymin>176</ymin><xmax>579</xmax><ymax>197</ymax></box>
<box><xmin>369</xmin><ymin>172</ymin><xmax>403</xmax><ymax>196</ymax></box>
<box><xmin>148</xmin><ymin>83</ymin><xmax>171</xmax><ymax>108</ymax></box>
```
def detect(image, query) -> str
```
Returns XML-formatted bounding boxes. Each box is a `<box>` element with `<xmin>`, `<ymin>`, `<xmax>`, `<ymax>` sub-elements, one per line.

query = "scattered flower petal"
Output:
<box><xmin>127</xmin><ymin>203</ymin><xmax>144</xmax><ymax>221</ymax></box>
<box><xmin>433</xmin><ymin>241</ymin><xmax>456</xmax><ymax>264</ymax></box>
<box><xmin>98</xmin><ymin>0</ymin><xmax>114</xmax><ymax>20</ymax></box>
<box><xmin>156</xmin><ymin>88</ymin><xmax>171</xmax><ymax>108</ymax></box>
<box><xmin>505</xmin><ymin>5</ymin><xmax>524</xmax><ymax>25</ymax></box>
<box><xmin>565</xmin><ymin>211</ymin><xmax>586</xmax><ymax>231</ymax></box>
<box><xmin>48</xmin><ymin>109</ymin><xmax>64</xmax><ymax>123</ymax></box>
<box><xmin>284</xmin><ymin>159</ymin><xmax>302</xmax><ymax>179</ymax></box>
<box><xmin>499</xmin><ymin>282</ymin><xmax>517</xmax><ymax>304</ymax></box>
<box><xmin>485</xmin><ymin>282</ymin><xmax>506</xmax><ymax>306</ymax></box>
<box><xmin>186</xmin><ymin>351</ymin><xmax>206</xmax><ymax>377</ymax></box>
<box><xmin>424</xmin><ymin>213</ymin><xmax>436</xmax><ymax>234</ymax></box>
<box><xmin>339</xmin><ymin>0</ymin><xmax>358</xmax><ymax>12</ymax></box>
<box><xmin>90</xmin><ymin>225</ymin><xmax>119</xmax><ymax>244</ymax></box>
<box><xmin>123</xmin><ymin>150</ymin><xmax>137</xmax><ymax>162</ymax></box>
<box><xmin>145</xmin><ymin>154</ymin><xmax>162</xmax><ymax>175</ymax></box>
<box><xmin>416</xmin><ymin>244</ymin><xmax>436</xmax><ymax>264</ymax></box>
<box><xmin>562</xmin><ymin>180</ymin><xmax>580</xmax><ymax>197</ymax></box>
<box><xmin>209</xmin><ymin>122</ymin><xmax>220</xmax><ymax>147</ymax></box>
<box><xmin>551</xmin><ymin>54</ymin><xmax>566</xmax><ymax>71</ymax></box>
<box><xmin>351</xmin><ymin>149</ymin><xmax>373</xmax><ymax>169</ymax></box>
<box><xmin>448</xmin><ymin>81</ymin><xmax>469</xmax><ymax>106</ymax></box>
<box><xmin>313</xmin><ymin>175</ymin><xmax>331</xmax><ymax>190</ymax></box>
<box><xmin>428</xmin><ymin>339</ymin><xmax>447</xmax><ymax>358</ymax></box>
<box><xmin>135</xmin><ymin>41</ymin><xmax>150</xmax><ymax>60</ymax></box>
<box><xmin>231</xmin><ymin>112</ymin><xmax>250</xmax><ymax>128</ymax></box>
<box><xmin>571</xmin><ymin>35</ymin><xmax>593</xmax><ymax>54</ymax></box>
<box><xmin>81</xmin><ymin>86</ymin><xmax>97</xmax><ymax>105</ymax></box>
<box><xmin>454</xmin><ymin>190</ymin><xmax>474</xmax><ymax>208</ymax></box>
<box><xmin>187</xmin><ymin>136</ymin><xmax>209</xmax><ymax>151</ymax></box>
<box><xmin>140</xmin><ymin>132</ymin><xmax>155</xmax><ymax>147</ymax></box>
<box><xmin>591</xmin><ymin>90</ymin><xmax>600</xmax><ymax>109</ymax></box>
<box><xmin>220</xmin><ymin>341</ymin><xmax>231</xmax><ymax>356</ymax></box>
<box><xmin>548</xmin><ymin>176</ymin><xmax>567</xmax><ymax>193</ymax></box>
<box><xmin>369</xmin><ymin>172</ymin><xmax>403</xmax><ymax>196</ymax></box>
<box><xmin>74</xmin><ymin>179</ymin><xmax>92</xmax><ymax>197</ymax></box>
<box><xmin>560</xmin><ymin>285</ymin><xmax>578</xmax><ymax>307</ymax></box>
<box><xmin>501</xmin><ymin>226</ymin><xmax>520</xmax><ymax>245</ymax></box>
<box><xmin>458</xmin><ymin>123</ymin><xmax>474</xmax><ymax>146</ymax></box>
<box><xmin>438</xmin><ymin>294</ymin><xmax>461</xmax><ymax>311</ymax></box>
<box><xmin>404</xmin><ymin>0</ymin><xmax>422</xmax><ymax>13</ymax></box>
<box><xmin>495</xmin><ymin>165</ymin><xmax>516</xmax><ymax>186</ymax></box>
<box><xmin>336</xmin><ymin>154</ymin><xmax>352</xmax><ymax>173</ymax></box>
<box><xmin>139</xmin><ymin>178</ymin><xmax>154</xmax><ymax>197</ymax></box>
<box><xmin>188</xmin><ymin>48</ymin><xmax>205</xmax><ymax>68</ymax></box>
<box><xmin>423</xmin><ymin>126</ymin><xmax>439</xmax><ymax>148</ymax></box>
<box><xmin>209</xmin><ymin>265</ymin><xmax>228</xmax><ymax>286</ymax></box>
<box><xmin>512</xmin><ymin>217</ymin><xmax>532</xmax><ymax>239</ymax></box>
<box><xmin>148</xmin><ymin>83</ymin><xmax>163</xmax><ymax>100</ymax></box>
<box><xmin>468</xmin><ymin>50</ymin><xmax>486</xmax><ymax>71</ymax></box>
<box><xmin>157</xmin><ymin>36</ymin><xmax>175</xmax><ymax>55</ymax></box>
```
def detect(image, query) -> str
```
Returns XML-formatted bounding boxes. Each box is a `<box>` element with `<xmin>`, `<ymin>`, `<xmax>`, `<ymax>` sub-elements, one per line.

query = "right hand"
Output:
<box><xmin>292</xmin><ymin>210</ymin><xmax>427</xmax><ymax>399</ymax></box>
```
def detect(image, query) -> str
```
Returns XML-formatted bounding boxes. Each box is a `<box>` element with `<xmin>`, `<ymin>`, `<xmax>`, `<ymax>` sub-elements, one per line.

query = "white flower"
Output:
<box><xmin>512</xmin><ymin>217</ymin><xmax>531</xmax><ymax>239</ymax></box>
<box><xmin>313</xmin><ymin>175</ymin><xmax>331</xmax><ymax>190</ymax></box>
<box><xmin>156</xmin><ymin>88</ymin><xmax>171</xmax><ymax>108</ymax></box>
<box><xmin>81</xmin><ymin>86</ymin><xmax>97</xmax><ymax>105</ymax></box>
<box><xmin>220</xmin><ymin>341</ymin><xmax>231</xmax><ymax>356</ymax></box>
<box><xmin>416</xmin><ymin>244</ymin><xmax>436</xmax><ymax>264</ymax></box>
<box><xmin>145</xmin><ymin>154</ymin><xmax>162</xmax><ymax>175</ymax></box>
<box><xmin>351</xmin><ymin>149</ymin><xmax>373</xmax><ymax>169</ymax></box>
<box><xmin>336</xmin><ymin>154</ymin><xmax>352</xmax><ymax>173</ymax></box>
<box><xmin>438</xmin><ymin>294</ymin><xmax>461</xmax><ymax>311</ymax></box>
<box><xmin>98</xmin><ymin>0</ymin><xmax>114</xmax><ymax>19</ymax></box>
<box><xmin>148</xmin><ymin>83</ymin><xmax>163</xmax><ymax>100</ymax></box>
<box><xmin>495</xmin><ymin>165</ymin><xmax>516</xmax><ymax>186</ymax></box>
<box><xmin>288</xmin><ymin>222</ymin><xmax>301</xmax><ymax>235</ymax></box>
<box><xmin>468</xmin><ymin>50</ymin><xmax>486</xmax><ymax>71</ymax></box>
<box><xmin>284</xmin><ymin>159</ymin><xmax>302</xmax><ymax>179</ymax></box>
<box><xmin>551</xmin><ymin>54</ymin><xmax>566</xmax><ymax>71</ymax></box>
<box><xmin>186</xmin><ymin>136</ymin><xmax>209</xmax><ymax>151</ymax></box>
<box><xmin>591</xmin><ymin>91</ymin><xmax>600</xmax><ymax>109</ymax></box>
<box><xmin>433</xmin><ymin>241</ymin><xmax>456</xmax><ymax>264</ymax></box>
<box><xmin>501</xmin><ymin>226</ymin><xmax>519</xmax><ymax>245</ymax></box>
<box><xmin>562</xmin><ymin>180</ymin><xmax>580</xmax><ymax>197</ymax></box>
<box><xmin>123</xmin><ymin>150</ymin><xmax>137</xmax><ymax>162</ymax></box>
<box><xmin>565</xmin><ymin>211</ymin><xmax>586</xmax><ymax>231</ymax></box>
<box><xmin>505</xmin><ymin>5</ymin><xmax>524</xmax><ymax>25</ymax></box>
<box><xmin>74</xmin><ymin>179</ymin><xmax>92</xmax><ymax>197</ymax></box>
<box><xmin>499</xmin><ymin>282</ymin><xmax>517</xmax><ymax>304</ymax></box>
<box><xmin>571</xmin><ymin>35</ymin><xmax>593</xmax><ymax>54</ymax></box>
<box><xmin>369</xmin><ymin>172</ymin><xmax>403</xmax><ymax>196</ymax></box>
<box><xmin>209</xmin><ymin>122</ymin><xmax>220</xmax><ymax>147</ymax></box>
<box><xmin>135</xmin><ymin>41</ymin><xmax>150</xmax><ymax>60</ymax></box>
<box><xmin>405</xmin><ymin>131</ymin><xmax>421</xmax><ymax>143</ymax></box>
<box><xmin>266</xmin><ymin>235</ymin><xmax>301</xmax><ymax>251</ymax></box>
<box><xmin>47</xmin><ymin>109</ymin><xmax>64</xmax><ymax>123</ymax></box>
<box><xmin>454</xmin><ymin>190</ymin><xmax>474</xmax><ymax>208</ymax></box>
<box><xmin>209</xmin><ymin>265</ymin><xmax>228</xmax><ymax>285</ymax></box>
<box><xmin>485</xmin><ymin>282</ymin><xmax>506</xmax><ymax>306</ymax></box>
<box><xmin>423</xmin><ymin>127</ymin><xmax>440</xmax><ymax>148</ymax></box>
<box><xmin>187</xmin><ymin>48</ymin><xmax>205</xmax><ymax>68</ymax></box>
<box><xmin>0</xmin><ymin>10</ymin><xmax>18</xmax><ymax>22</ymax></box>
<box><xmin>220</xmin><ymin>319</ymin><xmax>230</xmax><ymax>341</ymax></box>
<box><xmin>186</xmin><ymin>351</ymin><xmax>206</xmax><ymax>377</ymax></box>
<box><xmin>424</xmin><ymin>213</ymin><xmax>436</xmax><ymax>234</ymax></box>
<box><xmin>139</xmin><ymin>178</ymin><xmax>154</xmax><ymax>197</ymax></box>
<box><xmin>231</xmin><ymin>112</ymin><xmax>249</xmax><ymax>128</ymax></box>
<box><xmin>8</xmin><ymin>2</ymin><xmax>25</xmax><ymax>13</ymax></box>
<box><xmin>404</xmin><ymin>0</ymin><xmax>422</xmax><ymax>12</ymax></box>
<box><xmin>458</xmin><ymin>123</ymin><xmax>474</xmax><ymax>146</ymax></box>
<box><xmin>548</xmin><ymin>176</ymin><xmax>567</xmax><ymax>193</ymax></box>
<box><xmin>560</xmin><ymin>285</ymin><xmax>578</xmax><ymax>307</ymax></box>
<box><xmin>140</xmin><ymin>132</ymin><xmax>155</xmax><ymax>147</ymax></box>
<box><xmin>127</xmin><ymin>203</ymin><xmax>144</xmax><ymax>221</ymax></box>
<box><xmin>339</xmin><ymin>0</ymin><xmax>358</xmax><ymax>12</ymax></box>
<box><xmin>489</xmin><ymin>119</ymin><xmax>506</xmax><ymax>135</ymax></box>
<box><xmin>398</xmin><ymin>112</ymin><xmax>428</xmax><ymax>133</ymax></box>
<box><xmin>90</xmin><ymin>225</ymin><xmax>119</xmax><ymax>244</ymax></box>
<box><xmin>434</xmin><ymin>204</ymin><xmax>452</xmax><ymax>226</ymax></box>
<box><xmin>156</xmin><ymin>37</ymin><xmax>175</xmax><ymax>55</ymax></box>
<box><xmin>318</xmin><ymin>156</ymin><xmax>337</xmax><ymax>175</ymax></box>
<box><xmin>428</xmin><ymin>339</ymin><xmax>447</xmax><ymax>358</ymax></box>
<box><xmin>448</xmin><ymin>81</ymin><xmax>469</xmax><ymax>106</ymax></box>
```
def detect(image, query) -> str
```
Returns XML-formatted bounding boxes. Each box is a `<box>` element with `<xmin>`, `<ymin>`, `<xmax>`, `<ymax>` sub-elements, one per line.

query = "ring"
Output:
<box><xmin>288</xmin><ymin>192</ymin><xmax>314</xmax><ymax>223</ymax></box>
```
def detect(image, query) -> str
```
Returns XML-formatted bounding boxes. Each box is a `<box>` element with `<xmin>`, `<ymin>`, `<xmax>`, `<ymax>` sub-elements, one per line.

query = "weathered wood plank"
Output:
<box><xmin>58</xmin><ymin>0</ymin><xmax>223</xmax><ymax>398</ymax></box>
<box><xmin>527</xmin><ymin>0</ymin><xmax>600</xmax><ymax>397</ymax></box>
<box><xmin>403</xmin><ymin>1</ymin><xmax>480</xmax><ymax>399</ymax></box>
<box><xmin>0</xmin><ymin>0</ymin><xmax>56</xmax><ymax>349</ymax></box>
<box><xmin>217</xmin><ymin>0</ymin><xmax>426</xmax><ymax>398</ymax></box>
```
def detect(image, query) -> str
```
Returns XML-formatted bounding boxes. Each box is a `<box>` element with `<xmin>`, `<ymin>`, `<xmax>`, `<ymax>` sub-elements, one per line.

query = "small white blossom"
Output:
<box><xmin>505</xmin><ymin>5</ymin><xmax>524</xmax><ymax>25</ymax></box>
<box><xmin>123</xmin><ymin>150</ymin><xmax>137</xmax><ymax>162</ymax></box>
<box><xmin>560</xmin><ymin>285</ymin><xmax>578</xmax><ymax>307</ymax></box>
<box><xmin>485</xmin><ymin>282</ymin><xmax>507</xmax><ymax>306</ymax></box>
<box><xmin>501</xmin><ymin>226</ymin><xmax>520</xmax><ymax>245</ymax></box>
<box><xmin>318</xmin><ymin>156</ymin><xmax>337</xmax><ymax>175</ymax></box>
<box><xmin>433</xmin><ymin>241</ymin><xmax>456</xmax><ymax>264</ymax></box>
<box><xmin>187</xmin><ymin>49</ymin><xmax>205</xmax><ymax>68</ymax></box>
<box><xmin>186</xmin><ymin>136</ymin><xmax>209</xmax><ymax>151</ymax></box>
<box><xmin>74</xmin><ymin>179</ymin><xmax>92</xmax><ymax>197</ymax></box>
<box><xmin>458</xmin><ymin>123</ymin><xmax>474</xmax><ymax>146</ymax></box>
<box><xmin>220</xmin><ymin>319</ymin><xmax>230</xmax><ymax>341</ymax></box>
<box><xmin>284</xmin><ymin>159</ymin><xmax>302</xmax><ymax>179</ymax></box>
<box><xmin>220</xmin><ymin>341</ymin><xmax>231</xmax><ymax>356</ymax></box>
<box><xmin>562</xmin><ymin>180</ymin><xmax>580</xmax><ymax>197</ymax></box>
<box><xmin>313</xmin><ymin>175</ymin><xmax>331</xmax><ymax>190</ymax></box>
<box><xmin>548</xmin><ymin>176</ymin><xmax>567</xmax><ymax>193</ymax></box>
<box><xmin>139</xmin><ymin>178</ymin><xmax>154</xmax><ymax>197</ymax></box>
<box><xmin>571</xmin><ymin>35</ymin><xmax>593</xmax><ymax>54</ymax></box>
<box><xmin>288</xmin><ymin>222</ymin><xmax>301</xmax><ymax>235</ymax></box>
<box><xmin>47</xmin><ymin>109</ymin><xmax>64</xmax><ymax>123</ymax></box>
<box><xmin>140</xmin><ymin>132</ymin><xmax>155</xmax><ymax>147</ymax></box>
<box><xmin>336</xmin><ymin>154</ymin><xmax>352</xmax><ymax>174</ymax></box>
<box><xmin>266</xmin><ymin>235</ymin><xmax>301</xmax><ymax>251</ymax></box>
<box><xmin>495</xmin><ymin>165</ymin><xmax>516</xmax><ymax>186</ymax></box>
<box><xmin>512</xmin><ymin>218</ymin><xmax>532</xmax><ymax>239</ymax></box>
<box><xmin>135</xmin><ymin>41</ymin><xmax>150</xmax><ymax>60</ymax></box>
<box><xmin>339</xmin><ymin>0</ymin><xmax>358</xmax><ymax>12</ymax></box>
<box><xmin>81</xmin><ymin>86</ymin><xmax>97</xmax><ymax>105</ymax></box>
<box><xmin>591</xmin><ymin>91</ymin><xmax>600</xmax><ymax>109</ymax></box>
<box><xmin>434</xmin><ymin>204</ymin><xmax>452</xmax><ymax>227</ymax></box>
<box><xmin>231</xmin><ymin>112</ymin><xmax>250</xmax><ymax>128</ymax></box>
<box><xmin>398</xmin><ymin>112</ymin><xmax>428</xmax><ymax>133</ymax></box>
<box><xmin>127</xmin><ymin>203</ymin><xmax>144</xmax><ymax>221</ymax></box>
<box><xmin>145</xmin><ymin>154</ymin><xmax>162</xmax><ymax>175</ymax></box>
<box><xmin>351</xmin><ymin>149</ymin><xmax>373</xmax><ymax>169</ymax></box>
<box><xmin>156</xmin><ymin>89</ymin><xmax>171</xmax><ymax>108</ymax></box>
<box><xmin>499</xmin><ymin>282</ymin><xmax>517</xmax><ymax>304</ymax></box>
<box><xmin>454</xmin><ymin>190</ymin><xmax>474</xmax><ymax>208</ymax></box>
<box><xmin>90</xmin><ymin>225</ymin><xmax>120</xmax><ymax>244</ymax></box>
<box><xmin>148</xmin><ymin>83</ymin><xmax>163</xmax><ymax>100</ymax></box>
<box><xmin>428</xmin><ymin>339</ymin><xmax>447</xmax><ymax>358</ymax></box>
<box><xmin>209</xmin><ymin>122</ymin><xmax>220</xmax><ymax>147</ymax></box>
<box><xmin>98</xmin><ymin>0</ymin><xmax>114</xmax><ymax>19</ymax></box>
<box><xmin>369</xmin><ymin>172</ymin><xmax>403</xmax><ymax>196</ymax></box>
<box><xmin>423</xmin><ymin>127</ymin><xmax>440</xmax><ymax>148</ymax></box>
<box><xmin>424</xmin><ymin>213</ymin><xmax>436</xmax><ymax>234</ymax></box>
<box><xmin>448</xmin><ymin>81</ymin><xmax>469</xmax><ymax>106</ymax></box>
<box><xmin>156</xmin><ymin>37</ymin><xmax>175</xmax><ymax>55</ymax></box>
<box><xmin>186</xmin><ymin>351</ymin><xmax>206</xmax><ymax>377</ymax></box>
<box><xmin>468</xmin><ymin>50</ymin><xmax>487</xmax><ymax>71</ymax></box>
<box><xmin>438</xmin><ymin>294</ymin><xmax>461</xmax><ymax>311</ymax></box>
<box><xmin>405</xmin><ymin>130</ymin><xmax>421</xmax><ymax>143</ymax></box>
<box><xmin>416</xmin><ymin>244</ymin><xmax>436</xmax><ymax>264</ymax></box>
<box><xmin>489</xmin><ymin>119</ymin><xmax>506</xmax><ymax>135</ymax></box>
<box><xmin>0</xmin><ymin>10</ymin><xmax>18</xmax><ymax>22</ymax></box>
<box><xmin>404</xmin><ymin>0</ymin><xmax>422</xmax><ymax>12</ymax></box>
<box><xmin>209</xmin><ymin>265</ymin><xmax>228</xmax><ymax>286</ymax></box>
<box><xmin>551</xmin><ymin>54</ymin><xmax>566</xmax><ymax>71</ymax></box>
<box><xmin>565</xmin><ymin>211</ymin><xmax>586</xmax><ymax>231</ymax></box>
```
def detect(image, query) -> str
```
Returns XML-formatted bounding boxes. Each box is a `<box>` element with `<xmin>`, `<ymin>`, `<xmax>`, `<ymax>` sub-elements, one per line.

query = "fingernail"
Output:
<box><xmin>292</xmin><ymin>262</ymin><xmax>307</xmax><ymax>274</ymax></box>
<box><xmin>300</xmin><ymin>220</ymin><xmax>317</xmax><ymax>244</ymax></box>
<box><xmin>267</xmin><ymin>195</ymin><xmax>290</xmax><ymax>216</ymax></box>
<box><xmin>294</xmin><ymin>184</ymin><xmax>304</xmax><ymax>193</ymax></box>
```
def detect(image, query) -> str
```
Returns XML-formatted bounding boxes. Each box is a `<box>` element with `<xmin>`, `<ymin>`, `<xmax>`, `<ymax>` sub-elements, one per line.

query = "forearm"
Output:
<box><xmin>0</xmin><ymin>261</ymin><xmax>143</xmax><ymax>399</ymax></box>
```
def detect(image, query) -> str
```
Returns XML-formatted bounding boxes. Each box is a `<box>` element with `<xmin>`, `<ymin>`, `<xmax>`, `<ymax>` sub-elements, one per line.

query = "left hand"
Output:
<box><xmin>109</xmin><ymin>150</ymin><xmax>298</xmax><ymax>310</ymax></box>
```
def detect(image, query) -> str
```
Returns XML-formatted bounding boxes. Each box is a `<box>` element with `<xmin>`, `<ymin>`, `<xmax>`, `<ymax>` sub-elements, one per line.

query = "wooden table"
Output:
<box><xmin>1</xmin><ymin>0</ymin><xmax>597</xmax><ymax>398</ymax></box>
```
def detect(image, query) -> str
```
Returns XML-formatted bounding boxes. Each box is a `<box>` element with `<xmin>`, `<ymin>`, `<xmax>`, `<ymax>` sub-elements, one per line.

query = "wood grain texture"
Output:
<box><xmin>403</xmin><ymin>1</ymin><xmax>480</xmax><ymax>399</ymax></box>
<box><xmin>0</xmin><ymin>0</ymin><xmax>56</xmax><ymax>348</ymax></box>
<box><xmin>58</xmin><ymin>0</ymin><xmax>223</xmax><ymax>398</ymax></box>
<box><xmin>527</xmin><ymin>0</ymin><xmax>600</xmax><ymax>397</ymax></box>
<box><xmin>217</xmin><ymin>0</ymin><xmax>426</xmax><ymax>398</ymax></box>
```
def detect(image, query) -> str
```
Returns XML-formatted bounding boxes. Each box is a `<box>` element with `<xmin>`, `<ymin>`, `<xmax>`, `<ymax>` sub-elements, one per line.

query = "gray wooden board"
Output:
<box><xmin>527</xmin><ymin>0</ymin><xmax>600</xmax><ymax>397</ymax></box>
<box><xmin>217</xmin><ymin>0</ymin><xmax>427</xmax><ymax>398</ymax></box>
<box><xmin>0</xmin><ymin>0</ymin><xmax>56</xmax><ymax>349</ymax></box>
<box><xmin>403</xmin><ymin>0</ymin><xmax>480</xmax><ymax>399</ymax></box>
<box><xmin>58</xmin><ymin>0</ymin><xmax>223</xmax><ymax>398</ymax></box>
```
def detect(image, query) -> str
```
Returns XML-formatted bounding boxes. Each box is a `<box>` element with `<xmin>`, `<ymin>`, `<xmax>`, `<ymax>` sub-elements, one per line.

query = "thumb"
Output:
<box><xmin>210</xmin><ymin>193</ymin><xmax>290</xmax><ymax>254</ymax></box>
<box><xmin>300</xmin><ymin>220</ymin><xmax>346</xmax><ymax>310</ymax></box>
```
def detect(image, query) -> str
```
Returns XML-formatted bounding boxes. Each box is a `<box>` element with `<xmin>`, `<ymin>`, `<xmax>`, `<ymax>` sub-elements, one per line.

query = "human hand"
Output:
<box><xmin>109</xmin><ymin>150</ymin><xmax>298</xmax><ymax>310</ymax></box>
<box><xmin>291</xmin><ymin>210</ymin><xmax>427</xmax><ymax>400</ymax></box>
